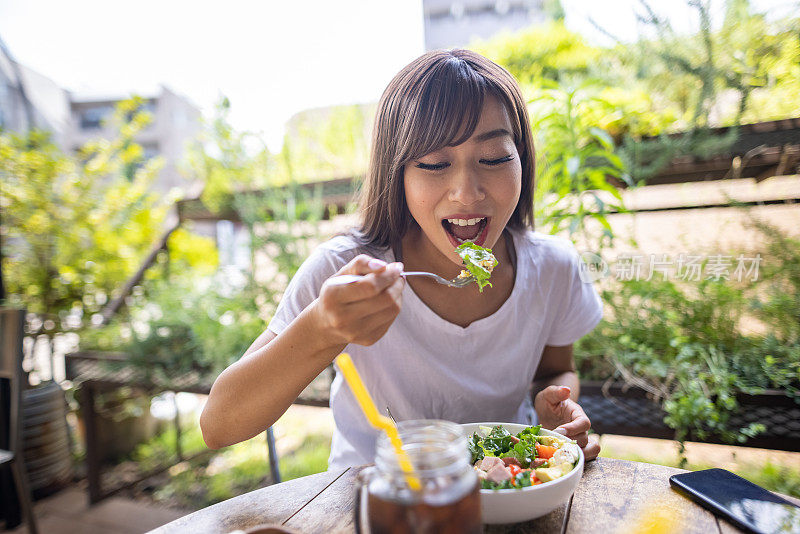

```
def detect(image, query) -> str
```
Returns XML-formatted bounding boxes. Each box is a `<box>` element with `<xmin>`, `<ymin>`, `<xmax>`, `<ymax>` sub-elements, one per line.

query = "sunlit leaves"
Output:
<box><xmin>0</xmin><ymin>99</ymin><xmax>190</xmax><ymax>327</ymax></box>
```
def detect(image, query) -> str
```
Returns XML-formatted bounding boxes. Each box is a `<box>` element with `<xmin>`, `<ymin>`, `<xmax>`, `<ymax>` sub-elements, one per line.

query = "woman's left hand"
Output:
<box><xmin>534</xmin><ymin>385</ymin><xmax>601</xmax><ymax>461</ymax></box>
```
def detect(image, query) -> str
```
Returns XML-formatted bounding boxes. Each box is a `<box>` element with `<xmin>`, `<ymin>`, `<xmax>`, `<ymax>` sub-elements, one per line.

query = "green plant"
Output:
<box><xmin>472</xmin><ymin>21</ymin><xmax>600</xmax><ymax>87</ymax></box>
<box><xmin>0</xmin><ymin>100</ymin><xmax>165</xmax><ymax>368</ymax></box>
<box><xmin>80</xmin><ymin>271</ymin><xmax>268</xmax><ymax>383</ymax></box>
<box><xmin>278</xmin><ymin>434</ymin><xmax>332</xmax><ymax>481</ymax></box>
<box><xmin>81</xmin><ymin>99</ymin><xmax>326</xmax><ymax>381</ymax></box>
<box><xmin>132</xmin><ymin>424</ymin><xmax>331</xmax><ymax>509</ymax></box>
<box><xmin>530</xmin><ymin>83</ymin><xmax>630</xmax><ymax>251</ymax></box>
<box><xmin>575</xmin><ymin>224</ymin><xmax>800</xmax><ymax>461</ymax></box>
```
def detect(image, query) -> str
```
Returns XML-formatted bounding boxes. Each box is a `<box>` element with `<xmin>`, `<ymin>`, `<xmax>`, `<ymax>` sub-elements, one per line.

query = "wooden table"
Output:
<box><xmin>151</xmin><ymin>457</ymin><xmax>800</xmax><ymax>533</ymax></box>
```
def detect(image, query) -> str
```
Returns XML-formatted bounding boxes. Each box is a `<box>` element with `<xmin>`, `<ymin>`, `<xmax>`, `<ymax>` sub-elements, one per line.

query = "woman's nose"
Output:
<box><xmin>448</xmin><ymin>169</ymin><xmax>485</xmax><ymax>205</ymax></box>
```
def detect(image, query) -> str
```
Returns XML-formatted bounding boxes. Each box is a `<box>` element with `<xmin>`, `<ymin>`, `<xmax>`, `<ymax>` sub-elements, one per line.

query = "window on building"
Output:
<box><xmin>0</xmin><ymin>83</ymin><xmax>11</xmax><ymax>129</ymax></box>
<box><xmin>79</xmin><ymin>105</ymin><xmax>114</xmax><ymax>130</ymax></box>
<box><xmin>142</xmin><ymin>143</ymin><xmax>160</xmax><ymax>161</ymax></box>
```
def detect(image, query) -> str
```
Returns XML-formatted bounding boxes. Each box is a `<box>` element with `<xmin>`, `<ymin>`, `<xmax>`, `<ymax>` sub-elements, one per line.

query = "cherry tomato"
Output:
<box><xmin>535</xmin><ymin>443</ymin><xmax>556</xmax><ymax>459</ymax></box>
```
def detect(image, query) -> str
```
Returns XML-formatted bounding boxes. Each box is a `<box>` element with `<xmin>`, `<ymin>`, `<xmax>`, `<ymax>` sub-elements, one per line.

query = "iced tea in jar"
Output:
<box><xmin>355</xmin><ymin>420</ymin><xmax>481</xmax><ymax>534</ymax></box>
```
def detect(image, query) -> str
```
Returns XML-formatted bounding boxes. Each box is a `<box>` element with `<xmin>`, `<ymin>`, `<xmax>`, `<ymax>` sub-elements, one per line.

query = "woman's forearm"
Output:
<box><xmin>200</xmin><ymin>301</ymin><xmax>344</xmax><ymax>449</ymax></box>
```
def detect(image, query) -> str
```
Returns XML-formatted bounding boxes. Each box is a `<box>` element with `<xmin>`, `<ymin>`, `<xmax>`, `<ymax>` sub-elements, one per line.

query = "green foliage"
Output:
<box><xmin>186</xmin><ymin>97</ymin><xmax>275</xmax><ymax>213</ymax></box>
<box><xmin>131</xmin><ymin>423</ymin><xmax>207</xmax><ymax>473</ymax></box>
<box><xmin>629</xmin><ymin>0</ymin><xmax>800</xmax><ymax>129</ymax></box>
<box><xmin>187</xmin><ymin>97</ymin><xmax>372</xmax><ymax>209</ymax></box>
<box><xmin>0</xmin><ymin>99</ymin><xmax>170</xmax><ymax>335</ymax></box>
<box><xmin>80</xmin><ymin>272</ymin><xmax>268</xmax><ymax>382</ymax></box>
<box><xmin>82</xmin><ymin>99</ymin><xmax>326</xmax><ymax>381</ymax></box>
<box><xmin>575</xmin><ymin>223</ymin><xmax>800</xmax><ymax>455</ymax></box>
<box><xmin>132</xmin><ymin>424</ymin><xmax>330</xmax><ymax>509</ymax></box>
<box><xmin>233</xmin><ymin>183</ymin><xmax>325</xmax><ymax>284</ymax></box>
<box><xmin>277</xmin><ymin>434</ymin><xmax>332</xmax><ymax>481</ymax></box>
<box><xmin>748</xmin><ymin>219</ymin><xmax>800</xmax><ymax>345</ymax></box>
<box><xmin>279</xmin><ymin>104</ymin><xmax>373</xmax><ymax>182</ymax></box>
<box><xmin>474</xmin><ymin>2</ymin><xmax>800</xmax><ymax>184</ymax></box>
<box><xmin>531</xmin><ymin>84</ymin><xmax>629</xmax><ymax>250</ymax></box>
<box><xmin>618</xmin><ymin>127</ymin><xmax>739</xmax><ymax>183</ymax></box>
<box><xmin>473</xmin><ymin>21</ymin><xmax>601</xmax><ymax>87</ymax></box>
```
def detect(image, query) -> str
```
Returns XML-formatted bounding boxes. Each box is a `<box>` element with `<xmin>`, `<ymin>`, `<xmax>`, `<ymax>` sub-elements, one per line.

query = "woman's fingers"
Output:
<box><xmin>540</xmin><ymin>385</ymin><xmax>571</xmax><ymax>408</ymax></box>
<box><xmin>338</xmin><ymin>254</ymin><xmax>388</xmax><ymax>276</ymax></box>
<box><xmin>582</xmin><ymin>434</ymin><xmax>601</xmax><ymax>461</ymax></box>
<box><xmin>569</xmin><ymin>431</ymin><xmax>589</xmax><ymax>448</ymax></box>
<box><xmin>316</xmin><ymin>256</ymin><xmax>405</xmax><ymax>346</ymax></box>
<box><xmin>554</xmin><ymin>408</ymin><xmax>591</xmax><ymax>437</ymax></box>
<box><xmin>326</xmin><ymin>262</ymin><xmax>403</xmax><ymax>303</ymax></box>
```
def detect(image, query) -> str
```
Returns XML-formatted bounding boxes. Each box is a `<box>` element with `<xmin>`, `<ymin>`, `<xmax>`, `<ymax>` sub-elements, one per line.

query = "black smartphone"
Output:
<box><xmin>669</xmin><ymin>468</ymin><xmax>800</xmax><ymax>534</ymax></box>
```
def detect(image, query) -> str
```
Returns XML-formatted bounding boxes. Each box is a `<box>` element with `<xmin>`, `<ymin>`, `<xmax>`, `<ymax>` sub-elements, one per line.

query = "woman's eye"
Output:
<box><xmin>480</xmin><ymin>155</ymin><xmax>514</xmax><ymax>166</ymax></box>
<box><xmin>415</xmin><ymin>161</ymin><xmax>450</xmax><ymax>171</ymax></box>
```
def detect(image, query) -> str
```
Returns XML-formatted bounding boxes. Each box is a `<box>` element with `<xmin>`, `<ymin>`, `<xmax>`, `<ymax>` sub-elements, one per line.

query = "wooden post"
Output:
<box><xmin>173</xmin><ymin>393</ymin><xmax>182</xmax><ymax>462</ymax></box>
<box><xmin>81</xmin><ymin>383</ymin><xmax>102</xmax><ymax>504</ymax></box>
<box><xmin>266</xmin><ymin>427</ymin><xmax>280</xmax><ymax>484</ymax></box>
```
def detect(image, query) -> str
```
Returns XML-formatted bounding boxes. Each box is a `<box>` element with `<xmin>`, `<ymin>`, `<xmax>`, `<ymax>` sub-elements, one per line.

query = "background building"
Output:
<box><xmin>0</xmin><ymin>36</ymin><xmax>200</xmax><ymax>194</ymax></box>
<box><xmin>423</xmin><ymin>0</ymin><xmax>548</xmax><ymax>50</ymax></box>
<box><xmin>66</xmin><ymin>86</ymin><xmax>202</xmax><ymax>193</ymax></box>
<box><xmin>0</xmin><ymin>37</ymin><xmax>71</xmax><ymax>147</ymax></box>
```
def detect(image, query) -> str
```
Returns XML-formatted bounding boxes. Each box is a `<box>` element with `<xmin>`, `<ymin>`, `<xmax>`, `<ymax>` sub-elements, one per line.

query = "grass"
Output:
<box><xmin>278</xmin><ymin>433</ymin><xmax>331</xmax><ymax>481</ymax></box>
<box><xmin>128</xmin><ymin>421</ymin><xmax>332</xmax><ymax>510</ymax></box>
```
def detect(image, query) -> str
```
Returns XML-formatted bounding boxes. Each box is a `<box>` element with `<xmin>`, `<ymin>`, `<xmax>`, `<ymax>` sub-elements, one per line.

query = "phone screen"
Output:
<box><xmin>670</xmin><ymin>469</ymin><xmax>800</xmax><ymax>534</ymax></box>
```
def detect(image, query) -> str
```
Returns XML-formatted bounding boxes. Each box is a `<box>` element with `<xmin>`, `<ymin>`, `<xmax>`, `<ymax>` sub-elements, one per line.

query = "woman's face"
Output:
<box><xmin>403</xmin><ymin>95</ymin><xmax>522</xmax><ymax>267</ymax></box>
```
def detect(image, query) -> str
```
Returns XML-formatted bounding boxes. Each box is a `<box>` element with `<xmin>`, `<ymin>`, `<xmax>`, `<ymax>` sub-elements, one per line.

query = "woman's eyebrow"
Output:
<box><xmin>472</xmin><ymin>128</ymin><xmax>512</xmax><ymax>142</ymax></box>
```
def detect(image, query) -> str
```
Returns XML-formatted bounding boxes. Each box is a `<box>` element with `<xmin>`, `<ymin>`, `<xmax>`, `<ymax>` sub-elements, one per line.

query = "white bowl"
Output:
<box><xmin>461</xmin><ymin>422</ymin><xmax>584</xmax><ymax>525</ymax></box>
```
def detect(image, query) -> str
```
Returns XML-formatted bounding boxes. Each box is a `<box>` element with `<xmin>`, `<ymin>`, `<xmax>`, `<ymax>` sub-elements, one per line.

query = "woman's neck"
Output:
<box><xmin>395</xmin><ymin>226</ymin><xmax>518</xmax><ymax>328</ymax></box>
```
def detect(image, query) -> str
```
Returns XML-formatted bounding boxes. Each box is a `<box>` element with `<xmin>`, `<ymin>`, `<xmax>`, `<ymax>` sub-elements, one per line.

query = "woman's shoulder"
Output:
<box><xmin>302</xmin><ymin>233</ymin><xmax>391</xmax><ymax>275</ymax></box>
<box><xmin>315</xmin><ymin>233</ymin><xmax>390</xmax><ymax>260</ymax></box>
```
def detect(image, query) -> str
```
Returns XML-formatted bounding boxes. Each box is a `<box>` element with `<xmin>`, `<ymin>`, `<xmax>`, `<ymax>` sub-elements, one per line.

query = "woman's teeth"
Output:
<box><xmin>446</xmin><ymin>217</ymin><xmax>485</xmax><ymax>226</ymax></box>
<box><xmin>443</xmin><ymin>217</ymin><xmax>487</xmax><ymax>243</ymax></box>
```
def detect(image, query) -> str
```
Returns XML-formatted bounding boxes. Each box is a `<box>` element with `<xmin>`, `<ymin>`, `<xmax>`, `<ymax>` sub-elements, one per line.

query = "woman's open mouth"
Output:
<box><xmin>441</xmin><ymin>216</ymin><xmax>490</xmax><ymax>247</ymax></box>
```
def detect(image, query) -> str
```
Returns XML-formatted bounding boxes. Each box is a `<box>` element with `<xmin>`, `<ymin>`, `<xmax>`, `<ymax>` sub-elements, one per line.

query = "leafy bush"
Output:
<box><xmin>531</xmin><ymin>83</ymin><xmax>630</xmax><ymax>250</ymax></box>
<box><xmin>0</xmin><ymin>100</ymin><xmax>167</xmax><ymax>328</ymax></box>
<box><xmin>80</xmin><ymin>270</ymin><xmax>268</xmax><ymax>383</ymax></box>
<box><xmin>575</xmin><ymin>222</ymin><xmax>800</xmax><ymax>453</ymax></box>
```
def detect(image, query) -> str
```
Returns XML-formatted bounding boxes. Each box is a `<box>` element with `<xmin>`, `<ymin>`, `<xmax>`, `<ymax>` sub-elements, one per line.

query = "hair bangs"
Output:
<box><xmin>394</xmin><ymin>57</ymin><xmax>488</xmax><ymax>168</ymax></box>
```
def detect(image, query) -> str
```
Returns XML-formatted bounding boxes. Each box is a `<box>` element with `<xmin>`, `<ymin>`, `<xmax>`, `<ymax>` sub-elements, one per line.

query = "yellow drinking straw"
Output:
<box><xmin>334</xmin><ymin>353</ymin><xmax>422</xmax><ymax>491</ymax></box>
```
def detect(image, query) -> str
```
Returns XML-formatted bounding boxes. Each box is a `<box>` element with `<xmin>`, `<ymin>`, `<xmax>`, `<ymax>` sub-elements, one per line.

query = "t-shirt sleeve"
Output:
<box><xmin>266</xmin><ymin>242</ymin><xmax>356</xmax><ymax>336</ymax></box>
<box><xmin>546</xmin><ymin>245</ymin><xmax>604</xmax><ymax>346</ymax></box>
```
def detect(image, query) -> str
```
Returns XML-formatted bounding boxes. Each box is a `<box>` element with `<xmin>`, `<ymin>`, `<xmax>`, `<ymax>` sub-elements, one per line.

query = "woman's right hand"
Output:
<box><xmin>313</xmin><ymin>254</ymin><xmax>405</xmax><ymax>347</ymax></box>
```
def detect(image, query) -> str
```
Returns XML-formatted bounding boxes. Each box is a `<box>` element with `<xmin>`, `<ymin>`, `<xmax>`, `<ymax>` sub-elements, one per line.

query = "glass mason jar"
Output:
<box><xmin>354</xmin><ymin>420</ymin><xmax>482</xmax><ymax>534</ymax></box>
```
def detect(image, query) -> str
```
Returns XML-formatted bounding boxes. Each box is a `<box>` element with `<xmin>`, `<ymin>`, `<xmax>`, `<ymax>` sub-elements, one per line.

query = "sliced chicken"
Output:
<box><xmin>485</xmin><ymin>463</ymin><xmax>512</xmax><ymax>483</ymax></box>
<box><xmin>477</xmin><ymin>456</ymin><xmax>504</xmax><ymax>471</ymax></box>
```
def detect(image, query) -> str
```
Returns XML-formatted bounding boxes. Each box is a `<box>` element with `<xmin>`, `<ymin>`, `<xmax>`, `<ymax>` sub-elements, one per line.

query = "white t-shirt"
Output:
<box><xmin>267</xmin><ymin>228</ymin><xmax>603</xmax><ymax>470</ymax></box>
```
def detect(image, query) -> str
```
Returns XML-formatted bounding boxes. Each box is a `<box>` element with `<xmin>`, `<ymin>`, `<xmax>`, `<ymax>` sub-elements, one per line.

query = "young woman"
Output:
<box><xmin>200</xmin><ymin>49</ymin><xmax>603</xmax><ymax>469</ymax></box>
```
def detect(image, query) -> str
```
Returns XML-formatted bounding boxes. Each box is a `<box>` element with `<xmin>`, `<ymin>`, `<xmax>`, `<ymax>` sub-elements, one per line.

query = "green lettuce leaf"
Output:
<box><xmin>455</xmin><ymin>242</ymin><xmax>498</xmax><ymax>292</ymax></box>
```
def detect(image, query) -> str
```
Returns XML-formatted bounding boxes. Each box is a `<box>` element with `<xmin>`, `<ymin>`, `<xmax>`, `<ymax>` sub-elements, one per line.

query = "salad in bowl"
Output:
<box><xmin>461</xmin><ymin>423</ymin><xmax>584</xmax><ymax>524</ymax></box>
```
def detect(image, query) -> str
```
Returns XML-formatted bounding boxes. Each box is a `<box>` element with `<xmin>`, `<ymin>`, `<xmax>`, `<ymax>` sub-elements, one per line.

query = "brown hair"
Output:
<box><xmin>357</xmin><ymin>49</ymin><xmax>535</xmax><ymax>249</ymax></box>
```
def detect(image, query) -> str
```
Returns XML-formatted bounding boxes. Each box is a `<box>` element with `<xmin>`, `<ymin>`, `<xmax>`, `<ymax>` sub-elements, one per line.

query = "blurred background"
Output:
<box><xmin>1</xmin><ymin>0</ymin><xmax>799</xmax><ymax>532</ymax></box>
